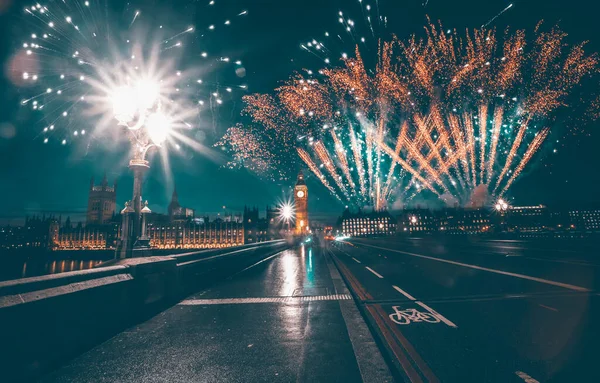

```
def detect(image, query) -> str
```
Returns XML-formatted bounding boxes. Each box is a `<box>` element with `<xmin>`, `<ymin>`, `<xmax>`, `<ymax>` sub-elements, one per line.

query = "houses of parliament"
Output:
<box><xmin>1</xmin><ymin>174</ymin><xmax>291</xmax><ymax>252</ymax></box>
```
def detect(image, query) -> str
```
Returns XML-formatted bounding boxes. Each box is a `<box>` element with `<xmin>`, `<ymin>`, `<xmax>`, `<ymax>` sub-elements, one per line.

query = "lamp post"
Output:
<box><xmin>495</xmin><ymin>198</ymin><xmax>509</xmax><ymax>232</ymax></box>
<box><xmin>112</xmin><ymin>81</ymin><xmax>171</xmax><ymax>257</ymax></box>
<box><xmin>278</xmin><ymin>202</ymin><xmax>295</xmax><ymax>236</ymax></box>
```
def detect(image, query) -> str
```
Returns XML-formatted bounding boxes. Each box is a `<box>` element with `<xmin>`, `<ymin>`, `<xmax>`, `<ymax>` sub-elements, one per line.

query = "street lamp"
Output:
<box><xmin>495</xmin><ymin>198</ymin><xmax>508</xmax><ymax>212</ymax></box>
<box><xmin>112</xmin><ymin>80</ymin><xmax>172</xmax><ymax>256</ymax></box>
<box><xmin>278</xmin><ymin>202</ymin><xmax>295</xmax><ymax>235</ymax></box>
<box><xmin>495</xmin><ymin>198</ymin><xmax>509</xmax><ymax>233</ymax></box>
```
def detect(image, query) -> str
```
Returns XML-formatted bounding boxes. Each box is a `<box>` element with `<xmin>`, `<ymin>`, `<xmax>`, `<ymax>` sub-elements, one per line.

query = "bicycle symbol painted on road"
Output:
<box><xmin>388</xmin><ymin>306</ymin><xmax>441</xmax><ymax>325</ymax></box>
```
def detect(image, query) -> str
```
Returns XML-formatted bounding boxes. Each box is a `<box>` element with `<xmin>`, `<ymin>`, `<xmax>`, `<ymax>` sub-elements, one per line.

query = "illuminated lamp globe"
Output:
<box><xmin>112</xmin><ymin>86</ymin><xmax>138</xmax><ymax>124</ymax></box>
<box><xmin>146</xmin><ymin>111</ymin><xmax>171</xmax><ymax>145</ymax></box>
<box><xmin>135</xmin><ymin>80</ymin><xmax>160</xmax><ymax>110</ymax></box>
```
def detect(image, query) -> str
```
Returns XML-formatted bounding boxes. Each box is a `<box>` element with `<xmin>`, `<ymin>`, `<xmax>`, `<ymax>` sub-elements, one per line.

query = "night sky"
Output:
<box><xmin>0</xmin><ymin>0</ymin><xmax>599</xmax><ymax>225</ymax></box>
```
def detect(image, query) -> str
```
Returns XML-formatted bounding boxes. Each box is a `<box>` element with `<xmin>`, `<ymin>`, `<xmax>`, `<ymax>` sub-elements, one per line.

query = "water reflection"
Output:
<box><xmin>279</xmin><ymin>249</ymin><xmax>300</xmax><ymax>296</ymax></box>
<box><xmin>0</xmin><ymin>259</ymin><xmax>103</xmax><ymax>282</ymax></box>
<box><xmin>278</xmin><ymin>248</ymin><xmax>304</xmax><ymax>341</ymax></box>
<box><xmin>306</xmin><ymin>247</ymin><xmax>314</xmax><ymax>287</ymax></box>
<box><xmin>275</xmin><ymin>245</ymin><xmax>319</xmax><ymax>343</ymax></box>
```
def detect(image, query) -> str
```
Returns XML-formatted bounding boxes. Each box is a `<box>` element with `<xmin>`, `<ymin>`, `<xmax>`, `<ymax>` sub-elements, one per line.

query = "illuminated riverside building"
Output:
<box><xmin>53</xmin><ymin>224</ymin><xmax>115</xmax><ymax>250</ymax></box>
<box><xmin>567</xmin><ymin>209</ymin><xmax>600</xmax><ymax>231</ymax></box>
<box><xmin>340</xmin><ymin>209</ymin><xmax>396</xmax><ymax>237</ymax></box>
<box><xmin>397</xmin><ymin>209</ymin><xmax>438</xmax><ymax>233</ymax></box>
<box><xmin>505</xmin><ymin>205</ymin><xmax>549</xmax><ymax>232</ymax></box>
<box><xmin>146</xmin><ymin>218</ymin><xmax>244</xmax><ymax>249</ymax></box>
<box><xmin>443</xmin><ymin>208</ymin><xmax>492</xmax><ymax>234</ymax></box>
<box><xmin>395</xmin><ymin>208</ymin><xmax>491</xmax><ymax>235</ymax></box>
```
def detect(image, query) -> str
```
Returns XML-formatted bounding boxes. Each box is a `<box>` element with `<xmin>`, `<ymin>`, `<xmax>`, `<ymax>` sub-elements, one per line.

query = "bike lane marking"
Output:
<box><xmin>356</xmin><ymin>243</ymin><xmax>591</xmax><ymax>292</ymax></box>
<box><xmin>414</xmin><ymin>301</ymin><xmax>458</xmax><ymax>328</ymax></box>
<box><xmin>393</xmin><ymin>285</ymin><xmax>416</xmax><ymax>301</ymax></box>
<box><xmin>373</xmin><ymin>305</ymin><xmax>440</xmax><ymax>383</ymax></box>
<box><xmin>366</xmin><ymin>266</ymin><xmax>384</xmax><ymax>279</ymax></box>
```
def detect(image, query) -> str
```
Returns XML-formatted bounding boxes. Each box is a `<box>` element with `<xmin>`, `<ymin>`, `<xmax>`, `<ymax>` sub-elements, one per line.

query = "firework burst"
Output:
<box><xmin>15</xmin><ymin>0</ymin><xmax>248</xmax><ymax>154</ymax></box>
<box><xmin>217</xmin><ymin>8</ymin><xmax>597</xmax><ymax>209</ymax></box>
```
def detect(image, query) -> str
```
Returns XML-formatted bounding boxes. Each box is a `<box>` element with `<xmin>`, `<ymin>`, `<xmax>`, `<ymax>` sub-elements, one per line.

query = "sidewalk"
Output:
<box><xmin>41</xmin><ymin>244</ymin><xmax>393</xmax><ymax>382</ymax></box>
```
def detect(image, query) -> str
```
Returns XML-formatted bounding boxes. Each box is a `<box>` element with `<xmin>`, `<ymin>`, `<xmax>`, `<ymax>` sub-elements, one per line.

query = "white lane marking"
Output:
<box><xmin>515</xmin><ymin>371</ymin><xmax>540</xmax><ymax>383</ymax></box>
<box><xmin>526</xmin><ymin>256</ymin><xmax>599</xmax><ymax>267</ymax></box>
<box><xmin>358</xmin><ymin>243</ymin><xmax>591</xmax><ymax>292</ymax></box>
<box><xmin>179</xmin><ymin>294</ymin><xmax>352</xmax><ymax>305</ymax></box>
<box><xmin>538</xmin><ymin>304</ymin><xmax>558</xmax><ymax>312</ymax></box>
<box><xmin>365</xmin><ymin>266</ymin><xmax>384</xmax><ymax>279</ymax></box>
<box><xmin>415</xmin><ymin>301</ymin><xmax>458</xmax><ymax>328</ymax></box>
<box><xmin>352</xmin><ymin>257</ymin><xmax>362</xmax><ymax>264</ymax></box>
<box><xmin>392</xmin><ymin>285</ymin><xmax>416</xmax><ymax>301</ymax></box>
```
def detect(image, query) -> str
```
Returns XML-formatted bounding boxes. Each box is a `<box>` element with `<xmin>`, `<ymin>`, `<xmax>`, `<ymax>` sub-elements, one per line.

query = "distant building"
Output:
<box><xmin>0</xmin><ymin>215</ymin><xmax>57</xmax><ymax>251</ymax></box>
<box><xmin>53</xmin><ymin>221</ymin><xmax>119</xmax><ymax>250</ymax></box>
<box><xmin>506</xmin><ymin>205</ymin><xmax>549</xmax><ymax>233</ymax></box>
<box><xmin>568</xmin><ymin>209</ymin><xmax>600</xmax><ymax>231</ymax></box>
<box><xmin>340</xmin><ymin>208</ymin><xmax>396</xmax><ymax>237</ymax></box>
<box><xmin>168</xmin><ymin>188</ymin><xmax>195</xmax><ymax>220</ymax></box>
<box><xmin>294</xmin><ymin>171</ymin><xmax>309</xmax><ymax>234</ymax></box>
<box><xmin>443</xmin><ymin>208</ymin><xmax>491</xmax><ymax>235</ymax></box>
<box><xmin>86</xmin><ymin>174</ymin><xmax>117</xmax><ymax>225</ymax></box>
<box><xmin>146</xmin><ymin>217</ymin><xmax>244</xmax><ymax>249</ymax></box>
<box><xmin>397</xmin><ymin>208</ymin><xmax>438</xmax><ymax>234</ymax></box>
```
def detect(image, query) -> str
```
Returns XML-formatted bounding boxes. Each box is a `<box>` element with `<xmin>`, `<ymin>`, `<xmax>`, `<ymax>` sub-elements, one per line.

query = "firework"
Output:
<box><xmin>217</xmin><ymin>9</ymin><xmax>597</xmax><ymax>209</ymax></box>
<box><xmin>16</xmin><ymin>0</ymin><xmax>248</xmax><ymax>151</ymax></box>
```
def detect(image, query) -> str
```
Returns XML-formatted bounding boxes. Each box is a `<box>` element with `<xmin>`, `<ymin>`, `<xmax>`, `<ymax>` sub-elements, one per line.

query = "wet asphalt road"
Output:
<box><xmin>40</xmin><ymin>245</ymin><xmax>391</xmax><ymax>383</ymax></box>
<box><xmin>329</xmin><ymin>237</ymin><xmax>600</xmax><ymax>383</ymax></box>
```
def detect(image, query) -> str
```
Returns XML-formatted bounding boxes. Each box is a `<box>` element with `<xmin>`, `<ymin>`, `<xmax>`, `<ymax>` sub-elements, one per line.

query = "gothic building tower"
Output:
<box><xmin>294</xmin><ymin>171</ymin><xmax>309</xmax><ymax>234</ymax></box>
<box><xmin>168</xmin><ymin>187</ymin><xmax>181</xmax><ymax>219</ymax></box>
<box><xmin>86</xmin><ymin>173</ymin><xmax>117</xmax><ymax>225</ymax></box>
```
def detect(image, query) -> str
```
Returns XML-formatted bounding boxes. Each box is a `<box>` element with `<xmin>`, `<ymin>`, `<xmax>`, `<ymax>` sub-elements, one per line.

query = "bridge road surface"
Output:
<box><xmin>329</xmin><ymin>237</ymin><xmax>600</xmax><ymax>383</ymax></box>
<box><xmin>40</xmin><ymin>244</ymin><xmax>393</xmax><ymax>383</ymax></box>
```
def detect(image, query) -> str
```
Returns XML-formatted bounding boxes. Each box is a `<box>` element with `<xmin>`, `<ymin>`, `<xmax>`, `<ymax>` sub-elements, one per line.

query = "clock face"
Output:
<box><xmin>296</xmin><ymin>190</ymin><xmax>305</xmax><ymax>198</ymax></box>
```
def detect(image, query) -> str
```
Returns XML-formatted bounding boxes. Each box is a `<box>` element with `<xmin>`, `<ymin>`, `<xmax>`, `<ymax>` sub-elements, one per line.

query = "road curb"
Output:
<box><xmin>324</xmin><ymin>246</ymin><xmax>395</xmax><ymax>383</ymax></box>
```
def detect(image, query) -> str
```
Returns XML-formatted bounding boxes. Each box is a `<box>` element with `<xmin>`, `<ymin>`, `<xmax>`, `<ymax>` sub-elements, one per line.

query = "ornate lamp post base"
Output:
<box><xmin>129</xmin><ymin>158</ymin><xmax>150</xmax><ymax>241</ymax></box>
<box><xmin>134</xmin><ymin>200</ymin><xmax>153</xmax><ymax>249</ymax></box>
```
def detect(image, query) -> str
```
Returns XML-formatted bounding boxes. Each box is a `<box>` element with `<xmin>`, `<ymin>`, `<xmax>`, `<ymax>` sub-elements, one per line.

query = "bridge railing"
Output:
<box><xmin>0</xmin><ymin>239</ymin><xmax>291</xmax><ymax>382</ymax></box>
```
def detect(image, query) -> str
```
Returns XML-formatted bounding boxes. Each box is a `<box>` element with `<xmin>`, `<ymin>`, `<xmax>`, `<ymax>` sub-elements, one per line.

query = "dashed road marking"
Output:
<box><xmin>515</xmin><ymin>370</ymin><xmax>540</xmax><ymax>383</ymax></box>
<box><xmin>352</xmin><ymin>257</ymin><xmax>361</xmax><ymax>264</ymax></box>
<box><xmin>358</xmin><ymin>243</ymin><xmax>591</xmax><ymax>292</ymax></box>
<box><xmin>392</xmin><ymin>285</ymin><xmax>416</xmax><ymax>301</ymax></box>
<box><xmin>538</xmin><ymin>304</ymin><xmax>558</xmax><ymax>312</ymax></box>
<box><xmin>366</xmin><ymin>266</ymin><xmax>384</xmax><ymax>279</ymax></box>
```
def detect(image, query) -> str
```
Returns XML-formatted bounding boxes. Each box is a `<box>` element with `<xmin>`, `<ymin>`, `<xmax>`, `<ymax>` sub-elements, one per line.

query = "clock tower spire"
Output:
<box><xmin>294</xmin><ymin>170</ymin><xmax>309</xmax><ymax>235</ymax></box>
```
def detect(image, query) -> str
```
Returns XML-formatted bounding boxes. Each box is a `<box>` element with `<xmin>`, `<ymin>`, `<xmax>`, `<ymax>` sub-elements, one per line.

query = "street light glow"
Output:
<box><xmin>135</xmin><ymin>80</ymin><xmax>160</xmax><ymax>110</ymax></box>
<box><xmin>496</xmin><ymin>199</ymin><xmax>509</xmax><ymax>211</ymax></box>
<box><xmin>145</xmin><ymin>111</ymin><xmax>172</xmax><ymax>145</ymax></box>
<box><xmin>281</xmin><ymin>203</ymin><xmax>294</xmax><ymax>221</ymax></box>
<box><xmin>112</xmin><ymin>86</ymin><xmax>137</xmax><ymax>124</ymax></box>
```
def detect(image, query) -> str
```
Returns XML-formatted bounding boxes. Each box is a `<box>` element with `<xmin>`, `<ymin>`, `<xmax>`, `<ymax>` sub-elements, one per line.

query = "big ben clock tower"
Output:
<box><xmin>294</xmin><ymin>171</ymin><xmax>309</xmax><ymax>235</ymax></box>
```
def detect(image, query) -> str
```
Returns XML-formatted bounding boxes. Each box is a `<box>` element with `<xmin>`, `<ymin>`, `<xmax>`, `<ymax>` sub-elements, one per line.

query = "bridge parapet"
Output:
<box><xmin>0</xmin><ymin>239</ymin><xmax>290</xmax><ymax>382</ymax></box>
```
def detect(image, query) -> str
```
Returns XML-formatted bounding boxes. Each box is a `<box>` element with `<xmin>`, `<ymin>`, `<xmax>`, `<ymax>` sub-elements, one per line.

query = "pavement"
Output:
<box><xmin>40</xmin><ymin>243</ymin><xmax>393</xmax><ymax>383</ymax></box>
<box><xmin>328</xmin><ymin>237</ymin><xmax>600</xmax><ymax>383</ymax></box>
